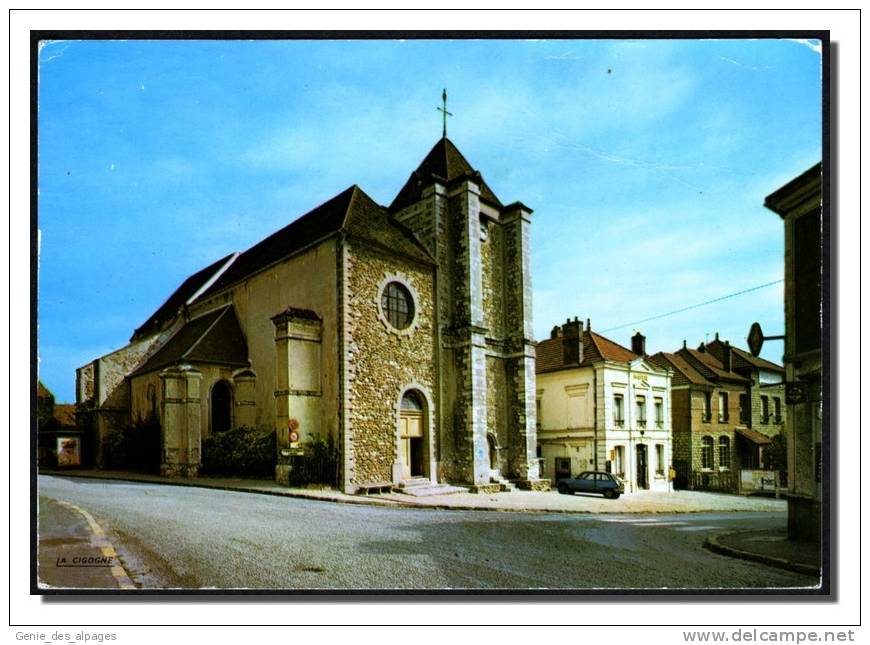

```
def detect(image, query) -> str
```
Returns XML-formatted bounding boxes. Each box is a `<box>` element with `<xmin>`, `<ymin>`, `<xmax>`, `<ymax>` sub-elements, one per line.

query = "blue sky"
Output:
<box><xmin>37</xmin><ymin>38</ymin><xmax>822</xmax><ymax>402</ymax></box>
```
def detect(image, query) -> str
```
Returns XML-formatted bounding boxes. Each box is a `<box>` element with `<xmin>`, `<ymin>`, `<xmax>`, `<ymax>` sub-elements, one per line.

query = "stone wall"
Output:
<box><xmin>485</xmin><ymin>355</ymin><xmax>508</xmax><ymax>470</ymax></box>
<box><xmin>751</xmin><ymin>380</ymin><xmax>786</xmax><ymax>437</ymax></box>
<box><xmin>344</xmin><ymin>241</ymin><xmax>436</xmax><ymax>487</ymax></box>
<box><xmin>481</xmin><ymin>221</ymin><xmax>504</xmax><ymax>338</ymax></box>
<box><xmin>76</xmin><ymin>363</ymin><xmax>95</xmax><ymax>406</ymax></box>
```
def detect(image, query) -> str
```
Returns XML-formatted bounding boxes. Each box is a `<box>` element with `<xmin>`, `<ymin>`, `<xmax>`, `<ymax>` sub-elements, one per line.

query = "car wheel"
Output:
<box><xmin>603</xmin><ymin>489</ymin><xmax>618</xmax><ymax>499</ymax></box>
<box><xmin>557</xmin><ymin>483</ymin><xmax>569</xmax><ymax>495</ymax></box>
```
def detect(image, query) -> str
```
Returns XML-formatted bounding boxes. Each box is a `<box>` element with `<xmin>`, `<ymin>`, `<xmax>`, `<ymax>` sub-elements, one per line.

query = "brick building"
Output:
<box><xmin>705</xmin><ymin>333</ymin><xmax>786</xmax><ymax>447</ymax></box>
<box><xmin>76</xmin><ymin>137</ymin><xmax>547</xmax><ymax>493</ymax></box>
<box><xmin>536</xmin><ymin>324</ymin><xmax>673</xmax><ymax>493</ymax></box>
<box><xmin>650</xmin><ymin>343</ymin><xmax>755</xmax><ymax>492</ymax></box>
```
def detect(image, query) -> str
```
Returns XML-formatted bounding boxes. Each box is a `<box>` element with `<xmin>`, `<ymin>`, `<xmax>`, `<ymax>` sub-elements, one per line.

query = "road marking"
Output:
<box><xmin>674</xmin><ymin>525</ymin><xmax>721</xmax><ymax>532</ymax></box>
<box><xmin>50</xmin><ymin>499</ymin><xmax>136</xmax><ymax>589</ymax></box>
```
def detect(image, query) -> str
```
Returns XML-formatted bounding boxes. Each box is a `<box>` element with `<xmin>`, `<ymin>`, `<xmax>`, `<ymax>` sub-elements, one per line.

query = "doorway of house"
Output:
<box><xmin>636</xmin><ymin>444</ymin><xmax>649</xmax><ymax>489</ymax></box>
<box><xmin>555</xmin><ymin>457</ymin><xmax>572</xmax><ymax>482</ymax></box>
<box><xmin>211</xmin><ymin>380</ymin><xmax>233</xmax><ymax>434</ymax></box>
<box><xmin>399</xmin><ymin>391</ymin><xmax>424</xmax><ymax>479</ymax></box>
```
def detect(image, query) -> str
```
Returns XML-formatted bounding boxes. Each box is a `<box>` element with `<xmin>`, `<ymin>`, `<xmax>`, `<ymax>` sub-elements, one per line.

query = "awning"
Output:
<box><xmin>735</xmin><ymin>427</ymin><xmax>773</xmax><ymax>446</ymax></box>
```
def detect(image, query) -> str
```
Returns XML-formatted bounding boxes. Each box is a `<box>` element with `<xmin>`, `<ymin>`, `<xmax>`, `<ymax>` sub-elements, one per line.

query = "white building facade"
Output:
<box><xmin>536</xmin><ymin>321</ymin><xmax>673</xmax><ymax>493</ymax></box>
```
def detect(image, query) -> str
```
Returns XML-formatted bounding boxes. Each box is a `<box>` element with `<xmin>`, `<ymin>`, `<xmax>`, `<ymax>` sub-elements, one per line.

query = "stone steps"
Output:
<box><xmin>393</xmin><ymin>478</ymin><xmax>468</xmax><ymax>497</ymax></box>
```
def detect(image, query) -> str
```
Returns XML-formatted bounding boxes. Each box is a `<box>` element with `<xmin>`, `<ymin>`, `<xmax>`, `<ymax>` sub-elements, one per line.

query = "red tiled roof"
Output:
<box><xmin>37</xmin><ymin>381</ymin><xmax>53</xmax><ymax>399</ymax></box>
<box><xmin>587</xmin><ymin>331</ymin><xmax>638</xmax><ymax>363</ymax></box>
<box><xmin>536</xmin><ymin>330</ymin><xmax>639</xmax><ymax>373</ymax></box>
<box><xmin>52</xmin><ymin>404</ymin><xmax>77</xmax><ymax>428</ymax></box>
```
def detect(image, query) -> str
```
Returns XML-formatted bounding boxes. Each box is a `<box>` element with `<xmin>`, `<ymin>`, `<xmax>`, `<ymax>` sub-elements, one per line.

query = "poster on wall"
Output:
<box><xmin>56</xmin><ymin>436</ymin><xmax>81</xmax><ymax>467</ymax></box>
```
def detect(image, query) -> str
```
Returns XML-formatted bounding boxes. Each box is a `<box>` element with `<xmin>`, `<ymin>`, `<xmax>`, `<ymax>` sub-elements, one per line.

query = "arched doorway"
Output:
<box><xmin>399</xmin><ymin>391</ymin><xmax>425</xmax><ymax>479</ymax></box>
<box><xmin>211</xmin><ymin>380</ymin><xmax>233</xmax><ymax>434</ymax></box>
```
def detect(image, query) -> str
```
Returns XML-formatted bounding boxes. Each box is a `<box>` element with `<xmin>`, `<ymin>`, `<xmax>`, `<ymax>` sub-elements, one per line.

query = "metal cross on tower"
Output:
<box><xmin>436</xmin><ymin>88</ymin><xmax>453</xmax><ymax>138</ymax></box>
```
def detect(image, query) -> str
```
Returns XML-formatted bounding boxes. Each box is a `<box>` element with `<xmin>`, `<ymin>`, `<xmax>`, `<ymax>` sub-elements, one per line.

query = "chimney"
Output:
<box><xmin>631</xmin><ymin>331</ymin><xmax>646</xmax><ymax>356</ymax></box>
<box><xmin>550</xmin><ymin>325</ymin><xmax>562</xmax><ymax>339</ymax></box>
<box><xmin>562</xmin><ymin>316</ymin><xmax>584</xmax><ymax>365</ymax></box>
<box><xmin>698</xmin><ymin>342</ymin><xmax>706</xmax><ymax>352</ymax></box>
<box><xmin>722</xmin><ymin>341</ymin><xmax>732</xmax><ymax>372</ymax></box>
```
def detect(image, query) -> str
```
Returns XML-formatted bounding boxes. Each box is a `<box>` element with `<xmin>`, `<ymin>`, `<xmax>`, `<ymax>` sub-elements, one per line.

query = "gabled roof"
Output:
<box><xmin>536</xmin><ymin>330</ymin><xmax>640</xmax><ymax>374</ymax></box>
<box><xmin>705</xmin><ymin>338</ymin><xmax>784</xmax><ymax>374</ymax></box>
<box><xmin>732</xmin><ymin>346</ymin><xmax>784</xmax><ymax>373</ymax></box>
<box><xmin>650</xmin><ymin>345</ymin><xmax>750</xmax><ymax>387</ymax></box>
<box><xmin>678</xmin><ymin>347</ymin><xmax>749</xmax><ymax>384</ymax></box>
<box><xmin>390</xmin><ymin>137</ymin><xmax>503</xmax><ymax>212</ymax></box>
<box><xmin>199</xmin><ymin>185</ymin><xmax>433</xmax><ymax>300</ymax></box>
<box><xmin>131</xmin><ymin>253</ymin><xmax>236</xmax><ymax>342</ymax></box>
<box><xmin>649</xmin><ymin>352</ymin><xmax>712</xmax><ymax>387</ymax></box>
<box><xmin>130</xmin><ymin>305</ymin><xmax>248</xmax><ymax>377</ymax></box>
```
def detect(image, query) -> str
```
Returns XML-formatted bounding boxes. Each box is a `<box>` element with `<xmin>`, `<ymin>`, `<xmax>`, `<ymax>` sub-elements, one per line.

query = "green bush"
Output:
<box><xmin>201</xmin><ymin>426</ymin><xmax>276</xmax><ymax>477</ymax></box>
<box><xmin>288</xmin><ymin>433</ymin><xmax>340</xmax><ymax>487</ymax></box>
<box><xmin>103</xmin><ymin>418</ymin><xmax>162</xmax><ymax>473</ymax></box>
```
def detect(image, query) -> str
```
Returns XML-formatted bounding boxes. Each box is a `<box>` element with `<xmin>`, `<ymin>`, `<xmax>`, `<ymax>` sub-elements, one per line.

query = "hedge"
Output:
<box><xmin>201</xmin><ymin>426</ymin><xmax>276</xmax><ymax>477</ymax></box>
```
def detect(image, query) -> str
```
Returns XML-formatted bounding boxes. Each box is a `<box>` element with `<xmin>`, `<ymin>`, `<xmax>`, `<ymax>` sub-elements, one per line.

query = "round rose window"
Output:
<box><xmin>381</xmin><ymin>281</ymin><xmax>414</xmax><ymax>330</ymax></box>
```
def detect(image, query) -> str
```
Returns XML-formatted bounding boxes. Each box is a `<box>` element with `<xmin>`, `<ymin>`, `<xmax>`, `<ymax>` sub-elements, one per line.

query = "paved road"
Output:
<box><xmin>38</xmin><ymin>475</ymin><xmax>819</xmax><ymax>591</ymax></box>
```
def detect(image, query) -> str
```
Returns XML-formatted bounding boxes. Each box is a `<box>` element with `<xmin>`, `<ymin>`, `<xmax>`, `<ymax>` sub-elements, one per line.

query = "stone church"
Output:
<box><xmin>76</xmin><ymin>137</ymin><xmax>546</xmax><ymax>494</ymax></box>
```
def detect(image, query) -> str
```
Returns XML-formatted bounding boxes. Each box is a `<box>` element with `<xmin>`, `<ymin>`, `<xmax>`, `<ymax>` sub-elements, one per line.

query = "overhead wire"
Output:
<box><xmin>599</xmin><ymin>279</ymin><xmax>784</xmax><ymax>333</ymax></box>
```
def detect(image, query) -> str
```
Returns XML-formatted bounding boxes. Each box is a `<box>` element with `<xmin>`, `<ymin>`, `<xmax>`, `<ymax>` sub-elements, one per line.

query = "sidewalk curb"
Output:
<box><xmin>704</xmin><ymin>532</ymin><xmax>820</xmax><ymax>576</ymax></box>
<box><xmin>40</xmin><ymin>470</ymin><xmax>785</xmax><ymax>515</ymax></box>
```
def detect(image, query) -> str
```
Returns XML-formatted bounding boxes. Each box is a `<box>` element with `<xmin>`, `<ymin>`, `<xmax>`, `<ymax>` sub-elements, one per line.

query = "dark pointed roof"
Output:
<box><xmin>131</xmin><ymin>253</ymin><xmax>236</xmax><ymax>342</ymax></box>
<box><xmin>130</xmin><ymin>305</ymin><xmax>248</xmax><ymax>377</ymax></box>
<box><xmin>390</xmin><ymin>137</ymin><xmax>503</xmax><ymax>212</ymax></box>
<box><xmin>199</xmin><ymin>185</ymin><xmax>433</xmax><ymax>300</ymax></box>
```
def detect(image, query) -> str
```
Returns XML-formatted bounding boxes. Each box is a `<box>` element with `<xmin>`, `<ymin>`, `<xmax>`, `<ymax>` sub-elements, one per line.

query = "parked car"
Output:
<box><xmin>556</xmin><ymin>471</ymin><xmax>624</xmax><ymax>499</ymax></box>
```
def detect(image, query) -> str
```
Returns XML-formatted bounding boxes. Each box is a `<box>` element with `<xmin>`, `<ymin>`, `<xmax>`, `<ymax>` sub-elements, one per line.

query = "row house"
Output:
<box><xmin>650</xmin><ymin>342</ymin><xmax>766</xmax><ymax>492</ymax></box>
<box><xmin>536</xmin><ymin>319</ymin><xmax>672</xmax><ymax>493</ymax></box>
<box><xmin>706</xmin><ymin>333</ymin><xmax>787</xmax><ymax>449</ymax></box>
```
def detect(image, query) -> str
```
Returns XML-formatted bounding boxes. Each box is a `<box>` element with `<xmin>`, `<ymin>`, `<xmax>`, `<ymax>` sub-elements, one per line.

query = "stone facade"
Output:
<box><xmin>343</xmin><ymin>242</ymin><xmax>437</xmax><ymax>487</ymax></box>
<box><xmin>393</xmin><ymin>152</ymin><xmax>542</xmax><ymax>490</ymax></box>
<box><xmin>77</xmin><ymin>137</ymin><xmax>541</xmax><ymax>493</ymax></box>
